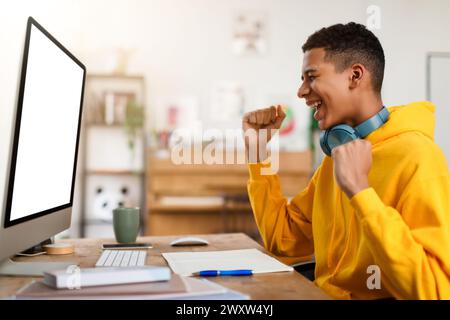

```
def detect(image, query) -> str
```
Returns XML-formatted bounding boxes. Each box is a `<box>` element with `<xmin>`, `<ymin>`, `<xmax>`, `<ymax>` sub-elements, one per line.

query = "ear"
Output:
<box><xmin>349</xmin><ymin>64</ymin><xmax>364</xmax><ymax>89</ymax></box>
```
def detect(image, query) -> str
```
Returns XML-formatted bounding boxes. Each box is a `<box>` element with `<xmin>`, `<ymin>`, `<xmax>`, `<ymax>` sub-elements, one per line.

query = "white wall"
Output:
<box><xmin>429</xmin><ymin>55</ymin><xmax>450</xmax><ymax>161</ymax></box>
<box><xmin>77</xmin><ymin>0</ymin><xmax>365</xmax><ymax>135</ymax></box>
<box><xmin>74</xmin><ymin>0</ymin><xmax>450</xmax><ymax>141</ymax></box>
<box><xmin>1</xmin><ymin>0</ymin><xmax>450</xmax><ymax>237</ymax></box>
<box><xmin>373</xmin><ymin>0</ymin><xmax>450</xmax><ymax>105</ymax></box>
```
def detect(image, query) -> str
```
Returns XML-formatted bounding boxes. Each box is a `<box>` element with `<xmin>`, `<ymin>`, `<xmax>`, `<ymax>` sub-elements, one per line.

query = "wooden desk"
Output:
<box><xmin>0</xmin><ymin>233</ymin><xmax>329</xmax><ymax>300</ymax></box>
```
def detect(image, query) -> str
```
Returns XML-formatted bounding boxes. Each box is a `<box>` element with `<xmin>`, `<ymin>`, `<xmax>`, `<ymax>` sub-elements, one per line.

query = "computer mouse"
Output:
<box><xmin>170</xmin><ymin>236</ymin><xmax>209</xmax><ymax>246</ymax></box>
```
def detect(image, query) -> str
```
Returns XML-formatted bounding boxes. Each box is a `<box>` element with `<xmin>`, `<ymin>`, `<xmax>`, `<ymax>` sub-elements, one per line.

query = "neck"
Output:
<box><xmin>348</xmin><ymin>94</ymin><xmax>384</xmax><ymax>127</ymax></box>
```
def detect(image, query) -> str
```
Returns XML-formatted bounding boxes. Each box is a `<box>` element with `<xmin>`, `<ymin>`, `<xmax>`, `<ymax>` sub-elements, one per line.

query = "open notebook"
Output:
<box><xmin>162</xmin><ymin>249</ymin><xmax>293</xmax><ymax>276</ymax></box>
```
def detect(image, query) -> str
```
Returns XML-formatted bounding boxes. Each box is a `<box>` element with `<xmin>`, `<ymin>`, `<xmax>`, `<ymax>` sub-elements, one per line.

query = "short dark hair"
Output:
<box><xmin>302</xmin><ymin>22</ymin><xmax>385</xmax><ymax>93</ymax></box>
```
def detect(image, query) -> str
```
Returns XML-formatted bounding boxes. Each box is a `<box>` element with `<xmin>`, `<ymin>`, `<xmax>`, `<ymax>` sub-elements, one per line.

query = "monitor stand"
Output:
<box><xmin>0</xmin><ymin>239</ymin><xmax>76</xmax><ymax>276</ymax></box>
<box><xmin>19</xmin><ymin>238</ymin><xmax>53</xmax><ymax>255</ymax></box>
<box><xmin>0</xmin><ymin>259</ymin><xmax>76</xmax><ymax>276</ymax></box>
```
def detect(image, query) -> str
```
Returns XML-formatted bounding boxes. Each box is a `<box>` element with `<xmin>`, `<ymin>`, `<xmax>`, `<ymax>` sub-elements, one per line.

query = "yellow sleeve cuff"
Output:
<box><xmin>350</xmin><ymin>187</ymin><xmax>385</xmax><ymax>220</ymax></box>
<box><xmin>248</xmin><ymin>162</ymin><xmax>272</xmax><ymax>180</ymax></box>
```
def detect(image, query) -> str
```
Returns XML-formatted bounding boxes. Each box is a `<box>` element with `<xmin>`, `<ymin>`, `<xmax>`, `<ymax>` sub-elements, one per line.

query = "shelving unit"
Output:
<box><xmin>79</xmin><ymin>74</ymin><xmax>146</xmax><ymax>238</ymax></box>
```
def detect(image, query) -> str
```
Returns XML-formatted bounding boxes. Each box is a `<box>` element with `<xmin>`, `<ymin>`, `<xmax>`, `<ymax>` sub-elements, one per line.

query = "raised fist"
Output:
<box><xmin>242</xmin><ymin>105</ymin><xmax>286</xmax><ymax>162</ymax></box>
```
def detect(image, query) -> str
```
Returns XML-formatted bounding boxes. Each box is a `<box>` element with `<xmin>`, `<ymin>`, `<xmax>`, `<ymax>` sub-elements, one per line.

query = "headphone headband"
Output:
<box><xmin>354</xmin><ymin>107</ymin><xmax>389</xmax><ymax>138</ymax></box>
<box><xmin>319</xmin><ymin>106</ymin><xmax>389</xmax><ymax>156</ymax></box>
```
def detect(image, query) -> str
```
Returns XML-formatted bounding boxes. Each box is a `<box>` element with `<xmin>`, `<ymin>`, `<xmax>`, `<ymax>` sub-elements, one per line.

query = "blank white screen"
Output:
<box><xmin>9</xmin><ymin>24</ymin><xmax>84</xmax><ymax>222</ymax></box>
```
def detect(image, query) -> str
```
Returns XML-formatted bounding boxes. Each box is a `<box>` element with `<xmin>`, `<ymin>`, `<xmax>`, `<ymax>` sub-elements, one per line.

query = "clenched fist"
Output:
<box><xmin>242</xmin><ymin>105</ymin><xmax>286</xmax><ymax>162</ymax></box>
<box><xmin>331</xmin><ymin>139</ymin><xmax>372</xmax><ymax>198</ymax></box>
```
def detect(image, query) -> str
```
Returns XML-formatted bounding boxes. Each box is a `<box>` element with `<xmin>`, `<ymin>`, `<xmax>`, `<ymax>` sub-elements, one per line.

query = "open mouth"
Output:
<box><xmin>312</xmin><ymin>100</ymin><xmax>323</xmax><ymax>121</ymax></box>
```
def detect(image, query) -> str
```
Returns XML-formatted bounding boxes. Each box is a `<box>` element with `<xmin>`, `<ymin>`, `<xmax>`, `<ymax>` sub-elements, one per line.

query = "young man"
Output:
<box><xmin>242</xmin><ymin>22</ymin><xmax>450</xmax><ymax>299</ymax></box>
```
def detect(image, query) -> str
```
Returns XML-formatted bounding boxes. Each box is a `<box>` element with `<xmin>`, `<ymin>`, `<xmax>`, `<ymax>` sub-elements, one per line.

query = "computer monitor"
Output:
<box><xmin>0</xmin><ymin>17</ymin><xmax>86</xmax><ymax>276</ymax></box>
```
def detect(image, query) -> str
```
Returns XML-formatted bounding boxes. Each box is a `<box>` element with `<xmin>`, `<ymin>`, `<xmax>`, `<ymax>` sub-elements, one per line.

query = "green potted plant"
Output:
<box><xmin>309</xmin><ymin>108</ymin><xmax>322</xmax><ymax>170</ymax></box>
<box><xmin>124</xmin><ymin>100</ymin><xmax>144</xmax><ymax>171</ymax></box>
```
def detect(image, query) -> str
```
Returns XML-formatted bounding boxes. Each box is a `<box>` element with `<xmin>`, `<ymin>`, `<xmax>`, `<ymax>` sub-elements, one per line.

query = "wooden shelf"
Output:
<box><xmin>85</xmin><ymin>123</ymin><xmax>126</xmax><ymax>128</ymax></box>
<box><xmin>147</xmin><ymin>194</ymin><xmax>252</xmax><ymax>213</ymax></box>
<box><xmin>84</xmin><ymin>219</ymin><xmax>113</xmax><ymax>225</ymax></box>
<box><xmin>87</xmin><ymin>74</ymin><xmax>145</xmax><ymax>80</ymax></box>
<box><xmin>86</xmin><ymin>169</ymin><xmax>144</xmax><ymax>176</ymax></box>
<box><xmin>85</xmin><ymin>123</ymin><xmax>145</xmax><ymax>129</ymax></box>
<box><xmin>148</xmin><ymin>204</ymin><xmax>224</xmax><ymax>212</ymax></box>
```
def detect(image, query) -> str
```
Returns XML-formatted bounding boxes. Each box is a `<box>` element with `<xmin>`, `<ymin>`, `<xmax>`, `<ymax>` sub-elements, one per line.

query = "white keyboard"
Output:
<box><xmin>95</xmin><ymin>250</ymin><xmax>147</xmax><ymax>267</ymax></box>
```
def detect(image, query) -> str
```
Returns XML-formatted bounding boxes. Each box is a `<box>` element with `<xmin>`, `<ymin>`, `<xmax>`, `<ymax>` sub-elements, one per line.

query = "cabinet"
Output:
<box><xmin>79</xmin><ymin>74</ymin><xmax>146</xmax><ymax>238</ymax></box>
<box><xmin>145</xmin><ymin>150</ymin><xmax>312</xmax><ymax>241</ymax></box>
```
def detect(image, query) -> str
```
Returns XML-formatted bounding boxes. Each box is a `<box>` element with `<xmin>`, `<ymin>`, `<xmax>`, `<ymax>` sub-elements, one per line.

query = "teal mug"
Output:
<box><xmin>113</xmin><ymin>207</ymin><xmax>140</xmax><ymax>243</ymax></box>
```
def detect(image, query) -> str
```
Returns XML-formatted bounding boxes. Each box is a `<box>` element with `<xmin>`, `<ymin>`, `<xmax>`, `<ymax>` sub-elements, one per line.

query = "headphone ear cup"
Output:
<box><xmin>320</xmin><ymin>125</ymin><xmax>359</xmax><ymax>157</ymax></box>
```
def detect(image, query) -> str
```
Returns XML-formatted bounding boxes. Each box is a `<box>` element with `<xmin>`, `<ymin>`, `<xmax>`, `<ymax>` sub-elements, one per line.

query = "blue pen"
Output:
<box><xmin>193</xmin><ymin>269</ymin><xmax>253</xmax><ymax>277</ymax></box>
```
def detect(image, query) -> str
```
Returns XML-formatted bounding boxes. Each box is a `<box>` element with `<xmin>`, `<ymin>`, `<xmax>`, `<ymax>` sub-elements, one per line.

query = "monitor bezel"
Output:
<box><xmin>3</xmin><ymin>17</ymin><xmax>86</xmax><ymax>228</ymax></box>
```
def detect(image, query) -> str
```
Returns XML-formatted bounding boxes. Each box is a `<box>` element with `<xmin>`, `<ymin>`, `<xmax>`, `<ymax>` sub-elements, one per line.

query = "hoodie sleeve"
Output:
<box><xmin>247</xmin><ymin>162</ymin><xmax>316</xmax><ymax>265</ymax></box>
<box><xmin>350</xmin><ymin>173</ymin><xmax>450</xmax><ymax>299</ymax></box>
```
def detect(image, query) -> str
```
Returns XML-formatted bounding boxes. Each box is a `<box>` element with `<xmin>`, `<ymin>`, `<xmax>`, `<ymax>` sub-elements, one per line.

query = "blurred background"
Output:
<box><xmin>1</xmin><ymin>0</ymin><xmax>449</xmax><ymax>241</ymax></box>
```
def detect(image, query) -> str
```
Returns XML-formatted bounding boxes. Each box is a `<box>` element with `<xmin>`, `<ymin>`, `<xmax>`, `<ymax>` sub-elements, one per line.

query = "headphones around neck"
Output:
<box><xmin>319</xmin><ymin>106</ymin><xmax>389</xmax><ymax>156</ymax></box>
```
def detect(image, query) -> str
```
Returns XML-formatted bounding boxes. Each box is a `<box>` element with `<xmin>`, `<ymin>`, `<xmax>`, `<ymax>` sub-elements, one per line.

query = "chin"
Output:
<box><xmin>318</xmin><ymin>120</ymin><xmax>327</xmax><ymax>130</ymax></box>
<box><xmin>320</xmin><ymin>117</ymin><xmax>342</xmax><ymax>131</ymax></box>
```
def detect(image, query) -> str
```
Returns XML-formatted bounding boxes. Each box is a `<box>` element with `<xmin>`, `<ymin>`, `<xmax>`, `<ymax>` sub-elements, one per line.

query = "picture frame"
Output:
<box><xmin>232</xmin><ymin>11</ymin><xmax>268</xmax><ymax>56</ymax></box>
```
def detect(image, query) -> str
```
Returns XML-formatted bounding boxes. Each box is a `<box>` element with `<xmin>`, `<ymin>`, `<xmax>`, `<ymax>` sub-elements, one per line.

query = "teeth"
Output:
<box><xmin>312</xmin><ymin>101</ymin><xmax>322</xmax><ymax>108</ymax></box>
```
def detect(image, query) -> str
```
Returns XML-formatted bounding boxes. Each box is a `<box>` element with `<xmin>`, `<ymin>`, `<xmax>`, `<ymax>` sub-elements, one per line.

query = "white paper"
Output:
<box><xmin>162</xmin><ymin>249</ymin><xmax>293</xmax><ymax>276</ymax></box>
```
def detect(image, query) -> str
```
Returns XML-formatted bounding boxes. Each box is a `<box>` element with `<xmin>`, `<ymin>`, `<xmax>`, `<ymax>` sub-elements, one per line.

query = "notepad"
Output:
<box><xmin>161</xmin><ymin>249</ymin><xmax>293</xmax><ymax>276</ymax></box>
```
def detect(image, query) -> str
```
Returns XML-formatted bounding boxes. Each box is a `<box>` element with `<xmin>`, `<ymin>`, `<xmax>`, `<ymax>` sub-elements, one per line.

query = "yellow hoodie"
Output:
<box><xmin>247</xmin><ymin>101</ymin><xmax>450</xmax><ymax>299</ymax></box>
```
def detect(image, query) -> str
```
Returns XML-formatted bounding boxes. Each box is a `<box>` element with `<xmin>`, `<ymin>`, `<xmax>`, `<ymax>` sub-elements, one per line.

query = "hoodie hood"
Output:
<box><xmin>367</xmin><ymin>101</ymin><xmax>436</xmax><ymax>144</ymax></box>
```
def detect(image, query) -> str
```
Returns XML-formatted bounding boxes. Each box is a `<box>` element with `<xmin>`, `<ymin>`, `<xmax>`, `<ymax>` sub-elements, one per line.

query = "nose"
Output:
<box><xmin>297</xmin><ymin>81</ymin><xmax>310</xmax><ymax>99</ymax></box>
